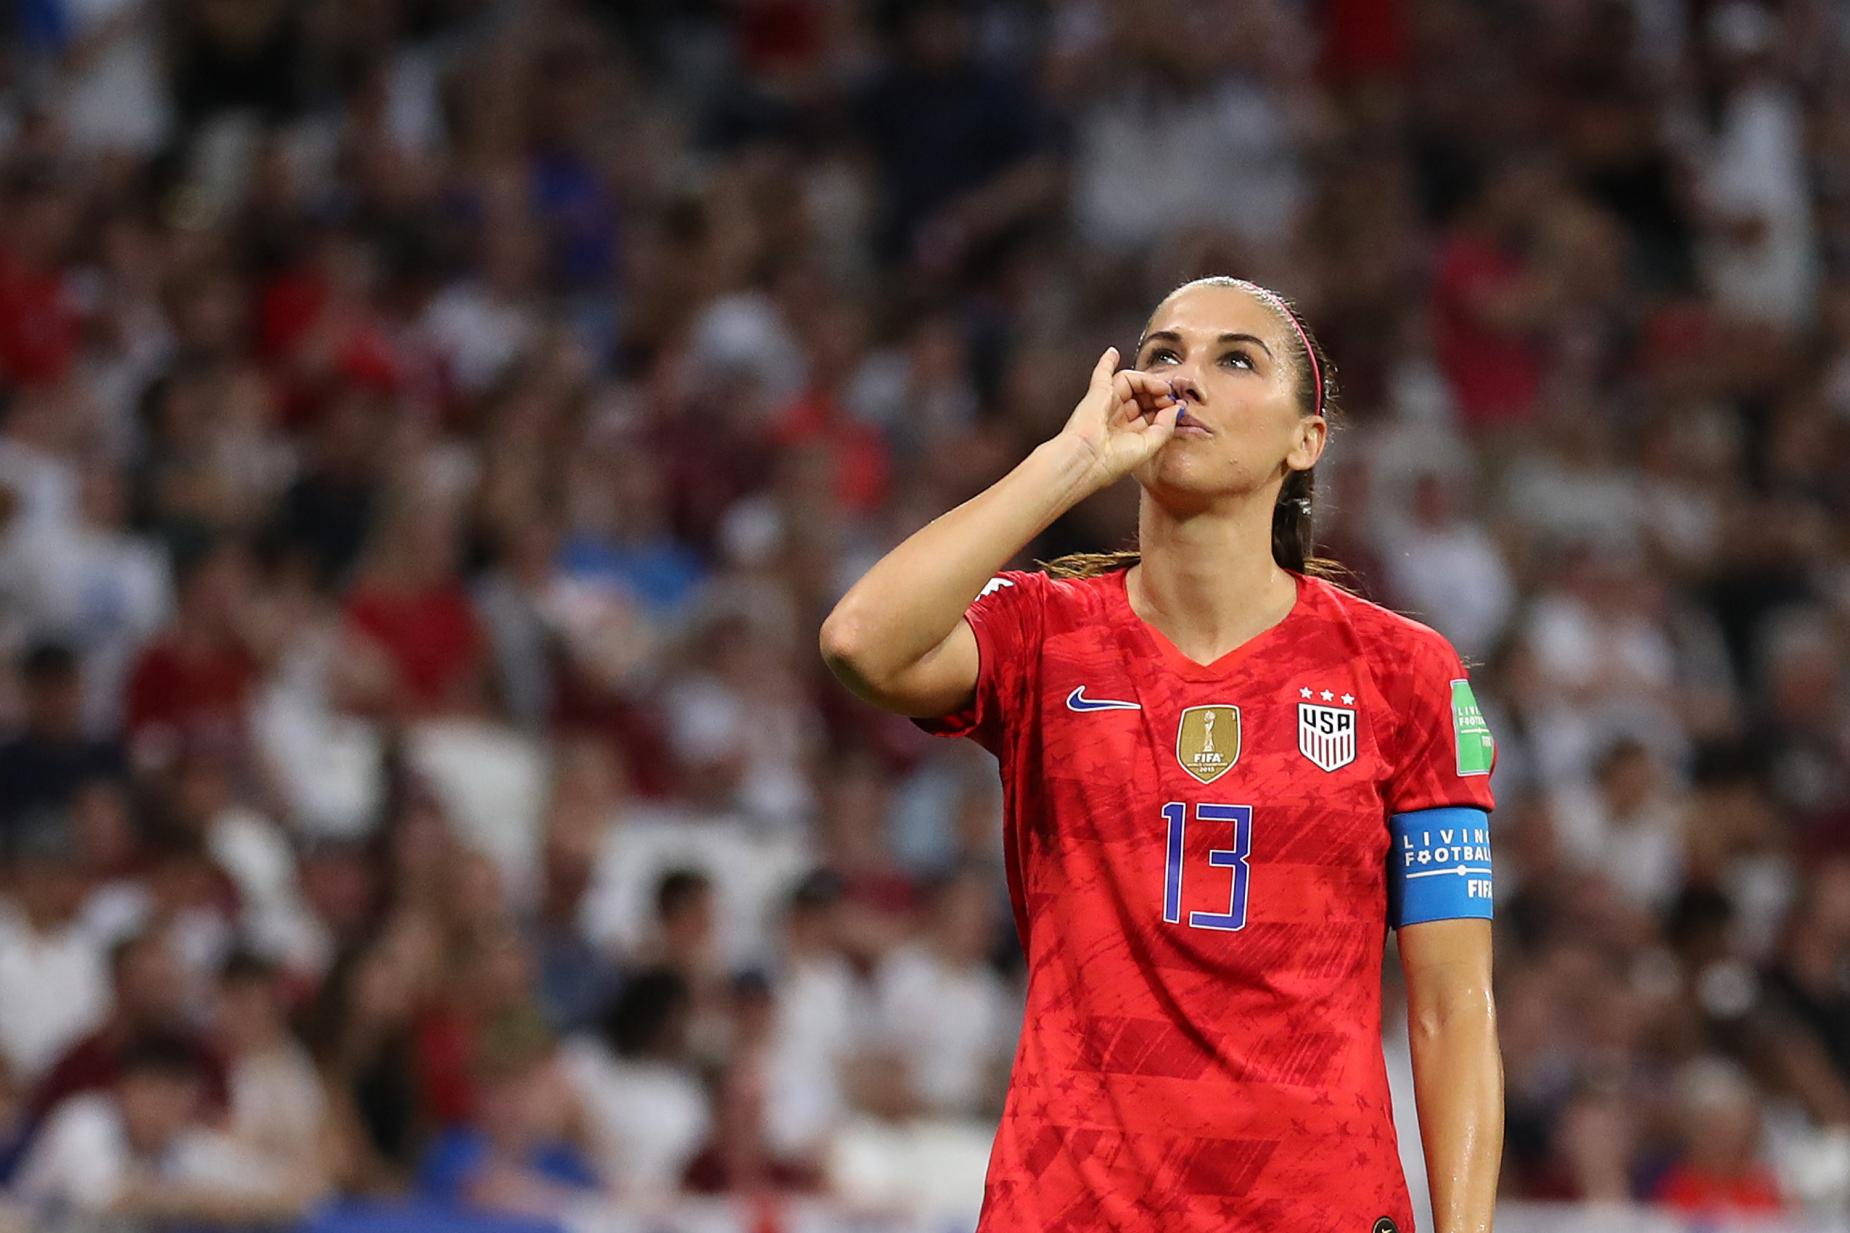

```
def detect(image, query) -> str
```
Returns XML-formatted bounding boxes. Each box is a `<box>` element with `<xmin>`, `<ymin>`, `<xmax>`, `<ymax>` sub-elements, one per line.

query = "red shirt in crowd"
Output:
<box><xmin>1431</xmin><ymin>233</ymin><xmax>1542</xmax><ymax>426</ymax></box>
<box><xmin>31</xmin><ymin>1028</ymin><xmax>231</xmax><ymax>1123</ymax></box>
<box><xmin>0</xmin><ymin>246</ymin><xmax>79</xmax><ymax>388</ymax></box>
<box><xmin>344</xmin><ymin>585</ymin><xmax>484</xmax><ymax>714</ymax></box>
<box><xmin>771</xmin><ymin>391</ymin><xmax>891</xmax><ymax>515</ymax></box>
<box><xmin>124</xmin><ymin>639</ymin><xmax>260</xmax><ymax>755</ymax></box>
<box><xmin>1653</xmin><ymin>1164</ymin><xmax>1784</xmax><ymax>1216</ymax></box>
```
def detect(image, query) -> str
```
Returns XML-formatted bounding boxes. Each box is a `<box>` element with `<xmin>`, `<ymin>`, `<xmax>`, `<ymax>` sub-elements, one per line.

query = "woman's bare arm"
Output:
<box><xmin>820</xmin><ymin>348</ymin><xmax>1177</xmax><ymax>716</ymax></box>
<box><xmin>1400</xmin><ymin>918</ymin><xmax>1503</xmax><ymax>1233</ymax></box>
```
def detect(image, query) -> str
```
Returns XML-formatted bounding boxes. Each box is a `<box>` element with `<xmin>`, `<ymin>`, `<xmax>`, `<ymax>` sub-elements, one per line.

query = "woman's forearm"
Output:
<box><xmin>821</xmin><ymin>435</ymin><xmax>1100</xmax><ymax>690</ymax></box>
<box><xmin>1409</xmin><ymin>984</ymin><xmax>1503</xmax><ymax>1233</ymax></box>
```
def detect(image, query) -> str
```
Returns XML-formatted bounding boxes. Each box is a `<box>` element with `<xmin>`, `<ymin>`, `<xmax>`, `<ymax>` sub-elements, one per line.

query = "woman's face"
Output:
<box><xmin>1130</xmin><ymin>284</ymin><xmax>1324</xmax><ymax>506</ymax></box>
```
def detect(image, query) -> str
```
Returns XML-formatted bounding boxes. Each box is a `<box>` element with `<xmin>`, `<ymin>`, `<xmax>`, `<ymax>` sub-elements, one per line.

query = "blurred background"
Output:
<box><xmin>0</xmin><ymin>0</ymin><xmax>1846</xmax><ymax>1231</ymax></box>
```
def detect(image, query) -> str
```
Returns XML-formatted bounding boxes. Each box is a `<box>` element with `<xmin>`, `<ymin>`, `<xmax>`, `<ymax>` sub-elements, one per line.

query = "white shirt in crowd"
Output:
<box><xmin>1074</xmin><ymin>79</ymin><xmax>1307</xmax><ymax>255</ymax></box>
<box><xmin>0</xmin><ymin>905</ymin><xmax>109</xmax><ymax>1084</ymax></box>
<box><xmin>227</xmin><ymin>1043</ymin><xmax>327</xmax><ymax>1168</ymax></box>
<box><xmin>871</xmin><ymin>945</ymin><xmax>1017</xmax><ymax>1118</ymax></box>
<box><xmin>1549</xmin><ymin>782</ymin><xmax>1688</xmax><ymax>911</ymax></box>
<box><xmin>9</xmin><ymin>514</ymin><xmax>169</xmax><ymax>732</ymax></box>
<box><xmin>765</xmin><ymin>954</ymin><xmax>866</xmax><ymax>1155</ymax></box>
<box><xmin>1697</xmin><ymin>79</ymin><xmax>1817</xmax><ymax>329</ymax></box>
<box><xmin>54</xmin><ymin>0</ymin><xmax>172</xmax><ymax>158</ymax></box>
<box><xmin>1379</xmin><ymin>518</ymin><xmax>1517</xmax><ymax>662</ymax></box>
<box><xmin>558</xmin><ymin>1037</ymin><xmax>710</xmax><ymax>1196</ymax></box>
<box><xmin>418</xmin><ymin>282</ymin><xmax>539</xmax><ymax>394</ymax></box>
<box><xmin>14</xmin><ymin>1094</ymin><xmax>285</xmax><ymax>1215</ymax></box>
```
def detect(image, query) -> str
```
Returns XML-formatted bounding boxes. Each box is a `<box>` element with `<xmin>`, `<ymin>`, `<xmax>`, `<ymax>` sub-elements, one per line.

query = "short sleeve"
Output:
<box><xmin>1385</xmin><ymin>634</ymin><xmax>1497</xmax><ymax>816</ymax></box>
<box><xmin>911</xmin><ymin>569</ymin><xmax>1048</xmax><ymax>754</ymax></box>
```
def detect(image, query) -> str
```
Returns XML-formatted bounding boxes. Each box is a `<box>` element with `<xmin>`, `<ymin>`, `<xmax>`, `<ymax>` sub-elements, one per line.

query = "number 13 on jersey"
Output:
<box><xmin>1162</xmin><ymin>802</ymin><xmax>1253</xmax><ymax>931</ymax></box>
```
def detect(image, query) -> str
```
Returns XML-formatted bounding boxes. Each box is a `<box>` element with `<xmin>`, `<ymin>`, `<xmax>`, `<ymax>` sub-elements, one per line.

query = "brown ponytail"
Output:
<box><xmin>1271</xmin><ymin>467</ymin><xmax>1315</xmax><ymax>574</ymax></box>
<box><xmin>1045</xmin><ymin>277</ymin><xmax>1342</xmax><ymax>583</ymax></box>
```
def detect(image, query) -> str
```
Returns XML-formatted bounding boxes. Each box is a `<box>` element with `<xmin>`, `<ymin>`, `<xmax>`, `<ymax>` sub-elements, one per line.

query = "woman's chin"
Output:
<box><xmin>1134</xmin><ymin>454</ymin><xmax>1274</xmax><ymax>516</ymax></box>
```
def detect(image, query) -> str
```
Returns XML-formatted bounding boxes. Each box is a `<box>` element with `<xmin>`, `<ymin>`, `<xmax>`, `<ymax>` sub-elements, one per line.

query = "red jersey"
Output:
<box><xmin>917</xmin><ymin>568</ymin><xmax>1496</xmax><ymax>1233</ymax></box>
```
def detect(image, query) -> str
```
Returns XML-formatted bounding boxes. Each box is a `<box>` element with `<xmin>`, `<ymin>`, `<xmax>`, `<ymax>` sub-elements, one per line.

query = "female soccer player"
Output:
<box><xmin>821</xmin><ymin>277</ymin><xmax>1501</xmax><ymax>1233</ymax></box>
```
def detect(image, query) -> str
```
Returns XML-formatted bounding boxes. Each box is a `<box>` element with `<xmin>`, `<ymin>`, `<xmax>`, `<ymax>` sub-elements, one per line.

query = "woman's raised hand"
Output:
<box><xmin>1058</xmin><ymin>347</ymin><xmax>1184</xmax><ymax>488</ymax></box>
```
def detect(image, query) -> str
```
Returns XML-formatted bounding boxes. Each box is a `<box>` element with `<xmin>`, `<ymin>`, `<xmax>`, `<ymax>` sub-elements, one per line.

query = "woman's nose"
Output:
<box><xmin>1167</xmin><ymin>375</ymin><xmax>1204</xmax><ymax>405</ymax></box>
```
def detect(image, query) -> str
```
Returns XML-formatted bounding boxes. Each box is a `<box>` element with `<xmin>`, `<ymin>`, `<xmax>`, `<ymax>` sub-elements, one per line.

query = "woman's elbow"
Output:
<box><xmin>819</xmin><ymin>608</ymin><xmax>863</xmax><ymax>672</ymax></box>
<box><xmin>1408</xmin><ymin>982</ymin><xmax>1498</xmax><ymax>1043</ymax></box>
<box><xmin>819</xmin><ymin>607</ymin><xmax>885</xmax><ymax>692</ymax></box>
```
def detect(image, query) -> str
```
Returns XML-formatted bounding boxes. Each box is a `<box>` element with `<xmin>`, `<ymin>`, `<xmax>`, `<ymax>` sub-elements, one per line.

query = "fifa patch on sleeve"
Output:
<box><xmin>1450</xmin><ymin>680</ymin><xmax>1494</xmax><ymax>776</ymax></box>
<box><xmin>1389</xmin><ymin>807</ymin><xmax>1493</xmax><ymax>928</ymax></box>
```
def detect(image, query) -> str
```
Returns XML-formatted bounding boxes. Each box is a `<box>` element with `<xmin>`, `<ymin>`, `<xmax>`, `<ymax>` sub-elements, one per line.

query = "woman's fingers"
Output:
<box><xmin>1108</xmin><ymin>371</ymin><xmax>1143</xmax><ymax>423</ymax></box>
<box><xmin>1089</xmin><ymin>347</ymin><xmax>1120</xmax><ymax>392</ymax></box>
<box><xmin>1143</xmin><ymin>401</ymin><xmax>1181</xmax><ymax>439</ymax></box>
<box><xmin>1112</xmin><ymin>369</ymin><xmax>1183</xmax><ymax>421</ymax></box>
<box><xmin>1131</xmin><ymin>370</ymin><xmax>1181</xmax><ymax>411</ymax></box>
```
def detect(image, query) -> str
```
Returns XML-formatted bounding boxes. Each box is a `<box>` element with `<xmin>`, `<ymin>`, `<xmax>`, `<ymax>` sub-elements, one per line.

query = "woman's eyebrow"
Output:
<box><xmin>1140</xmin><ymin>329</ymin><xmax>1275</xmax><ymax>358</ymax></box>
<box><xmin>1217</xmin><ymin>332</ymin><xmax>1275</xmax><ymax>358</ymax></box>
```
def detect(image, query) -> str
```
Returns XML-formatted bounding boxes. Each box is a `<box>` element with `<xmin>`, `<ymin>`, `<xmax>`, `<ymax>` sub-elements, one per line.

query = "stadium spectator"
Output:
<box><xmin>0</xmin><ymin>816</ymin><xmax>109</xmax><ymax>1087</ymax></box>
<box><xmin>213</xmin><ymin>949</ymin><xmax>327</xmax><ymax>1180</ymax></box>
<box><xmin>309</xmin><ymin>921</ymin><xmax>436</xmax><ymax>1193</ymax></box>
<box><xmin>868</xmin><ymin>865</ymin><xmax>1016</xmax><ymax>1120</ymax></box>
<box><xmin>683</xmin><ymin>971</ymin><xmax>826</xmax><ymax>1194</ymax></box>
<box><xmin>416</xmin><ymin>1014</ymin><xmax>600</xmax><ymax>1219</ymax></box>
<box><xmin>0</xmin><ymin>642</ymin><xmax>125</xmax><ymax>834</ymax></box>
<box><xmin>764</xmin><ymin>872</ymin><xmax>863</xmax><ymax>1156</ymax></box>
<box><xmin>341</xmin><ymin>491</ymin><xmax>487</xmax><ymax>720</ymax></box>
<box><xmin>30</xmin><ymin>929</ymin><xmax>228</xmax><ymax>1124</ymax></box>
<box><xmin>1650</xmin><ymin>1057</ymin><xmax>1785</xmax><ymax>1215</ymax></box>
<box><xmin>13</xmin><ymin>1030</ymin><xmax>318</xmax><ymax>1227</ymax></box>
<box><xmin>121</xmin><ymin>538</ymin><xmax>261</xmax><ymax>770</ymax></box>
<box><xmin>562</xmin><ymin>966</ymin><xmax>710</xmax><ymax>1199</ymax></box>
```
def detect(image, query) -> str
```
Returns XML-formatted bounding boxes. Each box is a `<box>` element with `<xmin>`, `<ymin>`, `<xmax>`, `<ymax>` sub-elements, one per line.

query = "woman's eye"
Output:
<box><xmin>1221</xmin><ymin>350</ymin><xmax>1255</xmax><ymax>371</ymax></box>
<box><xmin>1146</xmin><ymin>348</ymin><xmax>1178</xmax><ymax>366</ymax></box>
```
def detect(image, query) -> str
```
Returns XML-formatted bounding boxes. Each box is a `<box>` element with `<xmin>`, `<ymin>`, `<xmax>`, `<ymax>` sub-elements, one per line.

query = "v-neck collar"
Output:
<box><xmin>1114</xmin><ymin>567</ymin><xmax>1308</xmax><ymax>682</ymax></box>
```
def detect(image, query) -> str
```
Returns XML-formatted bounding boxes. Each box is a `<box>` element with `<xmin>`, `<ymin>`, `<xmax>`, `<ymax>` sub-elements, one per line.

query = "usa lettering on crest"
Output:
<box><xmin>1297</xmin><ymin>702</ymin><xmax>1356</xmax><ymax>772</ymax></box>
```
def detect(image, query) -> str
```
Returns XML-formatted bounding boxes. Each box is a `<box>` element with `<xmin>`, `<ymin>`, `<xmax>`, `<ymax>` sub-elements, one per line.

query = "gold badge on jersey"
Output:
<box><xmin>1176</xmin><ymin>705</ymin><xmax>1241</xmax><ymax>783</ymax></box>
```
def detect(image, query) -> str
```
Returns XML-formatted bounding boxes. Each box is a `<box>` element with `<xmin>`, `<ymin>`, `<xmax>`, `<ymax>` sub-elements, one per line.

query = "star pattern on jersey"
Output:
<box><xmin>1299</xmin><ymin>685</ymin><xmax>1359</xmax><ymax>705</ymax></box>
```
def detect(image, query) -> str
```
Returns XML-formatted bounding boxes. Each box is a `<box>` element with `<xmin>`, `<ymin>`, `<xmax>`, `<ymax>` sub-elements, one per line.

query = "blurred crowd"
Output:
<box><xmin>0</xmin><ymin>0</ymin><xmax>1847</xmax><ymax>1228</ymax></box>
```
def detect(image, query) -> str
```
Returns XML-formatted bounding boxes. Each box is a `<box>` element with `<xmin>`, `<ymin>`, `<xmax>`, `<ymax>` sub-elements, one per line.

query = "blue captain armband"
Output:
<box><xmin>1389</xmin><ymin>807</ymin><xmax>1493</xmax><ymax>928</ymax></box>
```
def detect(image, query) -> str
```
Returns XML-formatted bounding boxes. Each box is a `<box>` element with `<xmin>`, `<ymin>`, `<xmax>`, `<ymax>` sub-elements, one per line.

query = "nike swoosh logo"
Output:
<box><xmin>1066</xmin><ymin>686</ymin><xmax>1141</xmax><ymax>712</ymax></box>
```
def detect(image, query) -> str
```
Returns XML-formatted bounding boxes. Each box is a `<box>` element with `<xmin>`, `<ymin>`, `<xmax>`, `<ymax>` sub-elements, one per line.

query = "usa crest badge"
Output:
<box><xmin>1176</xmin><ymin>705</ymin><xmax>1240</xmax><ymax>784</ymax></box>
<box><xmin>1297</xmin><ymin>701</ymin><xmax>1356</xmax><ymax>772</ymax></box>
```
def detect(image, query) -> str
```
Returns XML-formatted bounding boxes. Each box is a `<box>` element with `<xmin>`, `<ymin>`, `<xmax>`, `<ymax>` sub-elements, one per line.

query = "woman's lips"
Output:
<box><xmin>1174</xmin><ymin>408</ymin><xmax>1210</xmax><ymax>435</ymax></box>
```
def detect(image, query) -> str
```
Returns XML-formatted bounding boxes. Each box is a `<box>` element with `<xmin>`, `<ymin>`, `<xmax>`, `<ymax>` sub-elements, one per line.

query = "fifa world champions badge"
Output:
<box><xmin>1175</xmin><ymin>705</ymin><xmax>1240</xmax><ymax>783</ymax></box>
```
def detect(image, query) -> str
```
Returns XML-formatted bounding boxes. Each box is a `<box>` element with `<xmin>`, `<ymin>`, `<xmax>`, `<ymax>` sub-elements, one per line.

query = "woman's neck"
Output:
<box><xmin>1130</xmin><ymin>493</ymin><xmax>1297</xmax><ymax>664</ymax></box>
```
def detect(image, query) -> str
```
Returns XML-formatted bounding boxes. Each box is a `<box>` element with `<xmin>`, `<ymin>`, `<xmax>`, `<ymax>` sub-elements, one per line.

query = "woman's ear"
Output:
<box><xmin>1286</xmin><ymin>416</ymin><xmax>1328</xmax><ymax>473</ymax></box>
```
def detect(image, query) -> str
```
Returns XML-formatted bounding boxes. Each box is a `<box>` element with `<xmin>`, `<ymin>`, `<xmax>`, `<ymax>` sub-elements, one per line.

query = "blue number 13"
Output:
<box><xmin>1162</xmin><ymin>802</ymin><xmax>1253</xmax><ymax>931</ymax></box>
